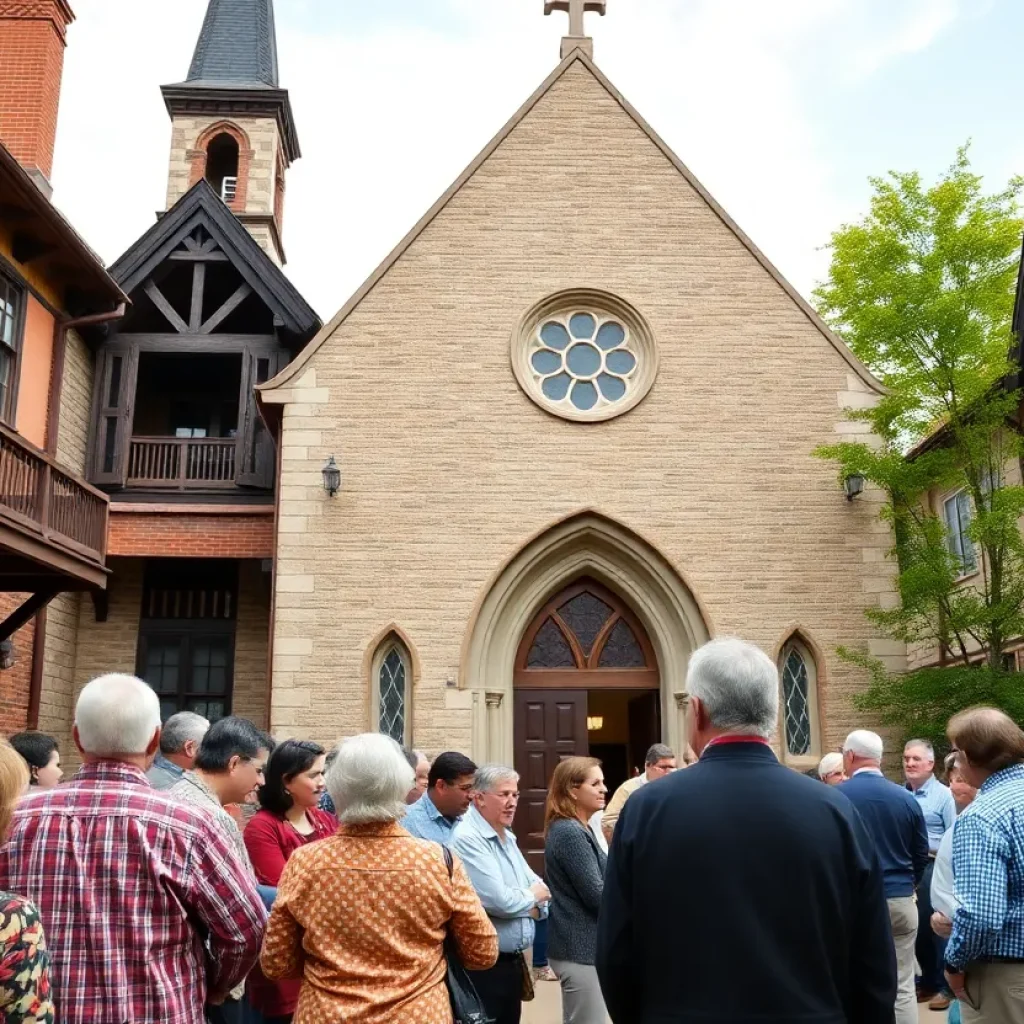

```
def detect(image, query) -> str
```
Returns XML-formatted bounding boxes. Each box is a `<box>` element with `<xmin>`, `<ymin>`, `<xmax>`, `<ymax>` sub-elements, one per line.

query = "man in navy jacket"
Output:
<box><xmin>596</xmin><ymin>638</ymin><xmax>896</xmax><ymax>1023</ymax></box>
<box><xmin>840</xmin><ymin>729</ymin><xmax>929</xmax><ymax>1024</ymax></box>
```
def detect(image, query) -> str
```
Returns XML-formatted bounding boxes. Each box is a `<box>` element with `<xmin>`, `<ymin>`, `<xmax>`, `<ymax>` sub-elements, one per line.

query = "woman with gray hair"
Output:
<box><xmin>261</xmin><ymin>733</ymin><xmax>498</xmax><ymax>1022</ymax></box>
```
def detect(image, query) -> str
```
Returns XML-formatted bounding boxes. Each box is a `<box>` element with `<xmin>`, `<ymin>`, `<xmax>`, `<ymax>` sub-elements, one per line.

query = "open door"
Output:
<box><xmin>513</xmin><ymin>689</ymin><xmax>588</xmax><ymax>878</ymax></box>
<box><xmin>236</xmin><ymin>350</ymin><xmax>279</xmax><ymax>488</ymax></box>
<box><xmin>627</xmin><ymin>690</ymin><xmax>660</xmax><ymax>776</ymax></box>
<box><xmin>90</xmin><ymin>345</ymin><xmax>139</xmax><ymax>487</ymax></box>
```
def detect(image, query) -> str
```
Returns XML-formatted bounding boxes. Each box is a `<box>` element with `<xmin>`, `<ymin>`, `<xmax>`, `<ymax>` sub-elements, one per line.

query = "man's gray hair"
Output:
<box><xmin>904</xmin><ymin>738</ymin><xmax>935</xmax><ymax>761</ymax></box>
<box><xmin>159</xmin><ymin>712</ymin><xmax>209</xmax><ymax>755</ymax></box>
<box><xmin>685</xmin><ymin>638</ymin><xmax>779</xmax><ymax>739</ymax></box>
<box><xmin>817</xmin><ymin>752</ymin><xmax>845</xmax><ymax>778</ymax></box>
<box><xmin>75</xmin><ymin>674</ymin><xmax>161</xmax><ymax>757</ymax></box>
<box><xmin>326</xmin><ymin>733</ymin><xmax>414</xmax><ymax>825</ymax></box>
<box><xmin>473</xmin><ymin>763</ymin><xmax>519</xmax><ymax>794</ymax></box>
<box><xmin>645</xmin><ymin>744</ymin><xmax>674</xmax><ymax>766</ymax></box>
<box><xmin>843</xmin><ymin>730</ymin><xmax>884</xmax><ymax>761</ymax></box>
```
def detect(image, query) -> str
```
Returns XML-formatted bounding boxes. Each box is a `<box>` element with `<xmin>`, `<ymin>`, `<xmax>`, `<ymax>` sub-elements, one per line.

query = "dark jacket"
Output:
<box><xmin>545</xmin><ymin>817</ymin><xmax>607</xmax><ymax>965</ymax></box>
<box><xmin>596</xmin><ymin>742</ymin><xmax>896</xmax><ymax>1024</ymax></box>
<box><xmin>840</xmin><ymin>770</ymin><xmax>930</xmax><ymax>899</ymax></box>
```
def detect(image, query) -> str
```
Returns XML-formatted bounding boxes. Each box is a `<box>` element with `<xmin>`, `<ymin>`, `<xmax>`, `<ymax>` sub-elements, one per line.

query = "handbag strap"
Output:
<box><xmin>442</xmin><ymin>843</ymin><xmax>454</xmax><ymax>880</ymax></box>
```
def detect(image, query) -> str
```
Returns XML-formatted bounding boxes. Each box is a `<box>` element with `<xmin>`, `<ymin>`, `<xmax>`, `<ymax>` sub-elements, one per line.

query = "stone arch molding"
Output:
<box><xmin>461</xmin><ymin>511</ymin><xmax>712</xmax><ymax>764</ymax></box>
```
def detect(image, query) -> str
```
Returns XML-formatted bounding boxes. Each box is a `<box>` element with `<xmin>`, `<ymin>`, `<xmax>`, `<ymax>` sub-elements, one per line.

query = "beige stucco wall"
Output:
<box><xmin>232</xmin><ymin>560</ymin><xmax>271</xmax><ymax>727</ymax></box>
<box><xmin>265</xmin><ymin>60</ymin><xmax>901</xmax><ymax>762</ymax></box>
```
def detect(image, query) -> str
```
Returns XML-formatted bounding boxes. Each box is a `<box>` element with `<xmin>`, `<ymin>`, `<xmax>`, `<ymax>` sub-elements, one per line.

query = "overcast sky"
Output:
<box><xmin>52</xmin><ymin>0</ymin><xmax>1023</xmax><ymax>319</ymax></box>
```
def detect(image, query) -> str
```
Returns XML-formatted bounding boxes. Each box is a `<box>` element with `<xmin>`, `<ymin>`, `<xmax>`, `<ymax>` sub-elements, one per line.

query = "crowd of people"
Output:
<box><xmin>0</xmin><ymin>639</ymin><xmax>1018</xmax><ymax>1022</ymax></box>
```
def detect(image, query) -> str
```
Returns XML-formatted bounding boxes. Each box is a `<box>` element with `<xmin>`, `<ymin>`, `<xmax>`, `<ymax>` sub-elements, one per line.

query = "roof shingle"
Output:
<box><xmin>185</xmin><ymin>0</ymin><xmax>279</xmax><ymax>89</ymax></box>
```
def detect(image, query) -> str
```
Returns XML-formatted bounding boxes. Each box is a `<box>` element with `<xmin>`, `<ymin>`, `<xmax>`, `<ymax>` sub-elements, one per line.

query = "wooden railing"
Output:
<box><xmin>127</xmin><ymin>437</ymin><xmax>237</xmax><ymax>490</ymax></box>
<box><xmin>0</xmin><ymin>421</ymin><xmax>108</xmax><ymax>566</ymax></box>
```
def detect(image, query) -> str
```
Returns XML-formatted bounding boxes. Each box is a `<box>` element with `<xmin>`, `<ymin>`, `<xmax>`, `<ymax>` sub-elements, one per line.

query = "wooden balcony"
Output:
<box><xmin>0</xmin><ymin>421</ymin><xmax>109</xmax><ymax>592</ymax></box>
<box><xmin>127</xmin><ymin>436</ymin><xmax>238</xmax><ymax>490</ymax></box>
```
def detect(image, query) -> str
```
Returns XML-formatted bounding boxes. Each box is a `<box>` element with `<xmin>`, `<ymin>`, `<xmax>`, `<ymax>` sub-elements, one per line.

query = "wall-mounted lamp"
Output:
<box><xmin>322</xmin><ymin>455</ymin><xmax>341</xmax><ymax>497</ymax></box>
<box><xmin>844</xmin><ymin>474</ymin><xmax>865</xmax><ymax>502</ymax></box>
<box><xmin>587</xmin><ymin>716</ymin><xmax>604</xmax><ymax>732</ymax></box>
<box><xmin>0</xmin><ymin>640</ymin><xmax>14</xmax><ymax>671</ymax></box>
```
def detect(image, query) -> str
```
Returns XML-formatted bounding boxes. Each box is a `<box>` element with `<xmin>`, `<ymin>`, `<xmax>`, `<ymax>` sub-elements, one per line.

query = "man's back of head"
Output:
<box><xmin>842</xmin><ymin>729</ymin><xmax>884</xmax><ymax>775</ymax></box>
<box><xmin>160</xmin><ymin>711</ymin><xmax>210</xmax><ymax>758</ymax></box>
<box><xmin>74</xmin><ymin>673</ymin><xmax>161</xmax><ymax>763</ymax></box>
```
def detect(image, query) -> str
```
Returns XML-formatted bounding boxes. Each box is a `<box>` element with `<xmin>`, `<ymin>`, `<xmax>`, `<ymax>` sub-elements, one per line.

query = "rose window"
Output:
<box><xmin>513</xmin><ymin>290</ymin><xmax>657</xmax><ymax>423</ymax></box>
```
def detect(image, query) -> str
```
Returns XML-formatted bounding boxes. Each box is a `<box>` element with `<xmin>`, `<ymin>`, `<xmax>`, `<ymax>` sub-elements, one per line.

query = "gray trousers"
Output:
<box><xmin>961</xmin><ymin>961</ymin><xmax>1024</xmax><ymax>1023</ymax></box>
<box><xmin>888</xmin><ymin>896</ymin><xmax>919</xmax><ymax>1024</ymax></box>
<box><xmin>550</xmin><ymin>960</ymin><xmax>608</xmax><ymax>1024</ymax></box>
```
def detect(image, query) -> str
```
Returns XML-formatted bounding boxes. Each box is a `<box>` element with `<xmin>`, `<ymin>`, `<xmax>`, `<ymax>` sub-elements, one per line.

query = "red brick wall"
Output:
<box><xmin>0</xmin><ymin>1</ymin><xmax>74</xmax><ymax>181</ymax></box>
<box><xmin>0</xmin><ymin>593</ymin><xmax>35</xmax><ymax>734</ymax></box>
<box><xmin>108</xmin><ymin>510</ymin><xmax>274</xmax><ymax>559</ymax></box>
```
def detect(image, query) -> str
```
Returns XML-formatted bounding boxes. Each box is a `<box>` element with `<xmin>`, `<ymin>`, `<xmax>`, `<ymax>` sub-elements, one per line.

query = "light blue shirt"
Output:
<box><xmin>907</xmin><ymin>775</ymin><xmax>956</xmax><ymax>853</ymax></box>
<box><xmin>451</xmin><ymin>805</ymin><xmax>546</xmax><ymax>953</ymax></box>
<box><xmin>402</xmin><ymin>791</ymin><xmax>460</xmax><ymax>846</ymax></box>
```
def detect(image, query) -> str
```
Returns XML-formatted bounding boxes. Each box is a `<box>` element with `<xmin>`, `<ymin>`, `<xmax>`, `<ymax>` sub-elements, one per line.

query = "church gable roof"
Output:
<box><xmin>109</xmin><ymin>179</ymin><xmax>319</xmax><ymax>343</ymax></box>
<box><xmin>185</xmin><ymin>0</ymin><xmax>279</xmax><ymax>89</ymax></box>
<box><xmin>261</xmin><ymin>48</ymin><xmax>880</xmax><ymax>393</ymax></box>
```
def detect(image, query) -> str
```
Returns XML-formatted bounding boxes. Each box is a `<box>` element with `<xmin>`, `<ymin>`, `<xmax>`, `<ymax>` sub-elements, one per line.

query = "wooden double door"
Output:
<box><xmin>512</xmin><ymin>579</ymin><xmax>661</xmax><ymax>875</ymax></box>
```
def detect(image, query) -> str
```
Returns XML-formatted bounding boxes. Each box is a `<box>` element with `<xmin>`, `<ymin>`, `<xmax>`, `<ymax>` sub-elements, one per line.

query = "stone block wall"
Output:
<box><xmin>233</xmin><ymin>560</ymin><xmax>271</xmax><ymax>728</ymax></box>
<box><xmin>55</xmin><ymin>327</ymin><xmax>93</xmax><ymax>475</ymax></box>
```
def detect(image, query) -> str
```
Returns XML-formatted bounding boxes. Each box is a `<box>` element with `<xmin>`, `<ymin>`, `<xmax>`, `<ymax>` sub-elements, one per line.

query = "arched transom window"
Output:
<box><xmin>372</xmin><ymin>638</ymin><xmax>411</xmax><ymax>744</ymax></box>
<box><xmin>515</xmin><ymin>579</ymin><xmax>658</xmax><ymax>688</ymax></box>
<box><xmin>780</xmin><ymin>640</ymin><xmax>820</xmax><ymax>757</ymax></box>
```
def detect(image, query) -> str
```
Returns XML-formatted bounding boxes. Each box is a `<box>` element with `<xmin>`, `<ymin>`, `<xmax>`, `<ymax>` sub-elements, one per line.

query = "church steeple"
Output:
<box><xmin>161</xmin><ymin>0</ymin><xmax>299</xmax><ymax>266</ymax></box>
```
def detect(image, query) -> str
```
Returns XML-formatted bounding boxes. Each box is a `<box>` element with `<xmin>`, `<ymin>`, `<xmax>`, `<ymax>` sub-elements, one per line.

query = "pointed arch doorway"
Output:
<box><xmin>513</xmin><ymin>578</ymin><xmax>661</xmax><ymax>875</ymax></box>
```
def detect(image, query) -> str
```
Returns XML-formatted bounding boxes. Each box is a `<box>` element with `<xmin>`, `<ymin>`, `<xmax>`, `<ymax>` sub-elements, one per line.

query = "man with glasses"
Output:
<box><xmin>452</xmin><ymin>764</ymin><xmax>550</xmax><ymax>1024</ymax></box>
<box><xmin>602</xmin><ymin>743</ymin><xmax>676</xmax><ymax>844</ymax></box>
<box><xmin>402</xmin><ymin>750</ymin><xmax>477</xmax><ymax>845</ymax></box>
<box><xmin>818</xmin><ymin>751</ymin><xmax>847</xmax><ymax>785</ymax></box>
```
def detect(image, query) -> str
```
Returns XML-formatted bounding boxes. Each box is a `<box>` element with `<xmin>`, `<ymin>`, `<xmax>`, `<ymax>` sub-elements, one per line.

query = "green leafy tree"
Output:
<box><xmin>814</xmin><ymin>146</ymin><xmax>1024</xmax><ymax>746</ymax></box>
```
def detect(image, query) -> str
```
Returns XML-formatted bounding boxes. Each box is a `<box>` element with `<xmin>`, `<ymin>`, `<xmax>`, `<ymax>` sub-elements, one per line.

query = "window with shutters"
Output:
<box><xmin>0</xmin><ymin>272</ymin><xmax>24</xmax><ymax>424</ymax></box>
<box><xmin>371</xmin><ymin>634</ymin><xmax>412</xmax><ymax>744</ymax></box>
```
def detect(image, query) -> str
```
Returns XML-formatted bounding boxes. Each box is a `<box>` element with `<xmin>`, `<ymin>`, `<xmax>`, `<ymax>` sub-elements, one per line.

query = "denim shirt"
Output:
<box><xmin>451</xmin><ymin>805</ymin><xmax>546</xmax><ymax>953</ymax></box>
<box><xmin>402</xmin><ymin>792</ymin><xmax>460</xmax><ymax>846</ymax></box>
<box><xmin>907</xmin><ymin>775</ymin><xmax>956</xmax><ymax>853</ymax></box>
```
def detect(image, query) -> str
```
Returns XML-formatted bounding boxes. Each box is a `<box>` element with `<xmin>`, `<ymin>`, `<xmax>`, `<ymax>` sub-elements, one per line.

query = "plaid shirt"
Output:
<box><xmin>0</xmin><ymin>761</ymin><xmax>267</xmax><ymax>1023</ymax></box>
<box><xmin>947</xmin><ymin>763</ymin><xmax>1024</xmax><ymax>971</ymax></box>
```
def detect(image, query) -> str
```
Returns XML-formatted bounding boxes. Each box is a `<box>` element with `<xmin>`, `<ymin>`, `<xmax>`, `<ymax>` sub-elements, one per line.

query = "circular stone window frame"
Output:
<box><xmin>511</xmin><ymin>288</ymin><xmax>659</xmax><ymax>423</ymax></box>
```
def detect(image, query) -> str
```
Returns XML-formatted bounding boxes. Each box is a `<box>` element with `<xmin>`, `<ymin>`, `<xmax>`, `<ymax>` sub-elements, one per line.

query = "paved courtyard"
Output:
<box><xmin>521</xmin><ymin>981</ymin><xmax>950</xmax><ymax>1023</ymax></box>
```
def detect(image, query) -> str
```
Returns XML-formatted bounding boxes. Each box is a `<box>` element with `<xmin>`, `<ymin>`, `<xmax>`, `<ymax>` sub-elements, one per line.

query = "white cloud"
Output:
<box><xmin>50</xmin><ymin>0</ymin><xmax>965</xmax><ymax>319</ymax></box>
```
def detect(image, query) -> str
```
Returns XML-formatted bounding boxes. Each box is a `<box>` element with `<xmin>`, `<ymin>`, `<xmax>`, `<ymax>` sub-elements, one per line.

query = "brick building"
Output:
<box><xmin>0</xmin><ymin>0</ymin><xmax>318</xmax><ymax>754</ymax></box>
<box><xmin>257</xmin><ymin>8</ymin><xmax>905</xmax><ymax>849</ymax></box>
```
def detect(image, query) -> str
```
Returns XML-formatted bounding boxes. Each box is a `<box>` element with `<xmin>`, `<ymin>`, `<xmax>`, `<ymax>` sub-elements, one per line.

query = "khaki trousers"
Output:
<box><xmin>961</xmin><ymin>961</ymin><xmax>1024</xmax><ymax>1023</ymax></box>
<box><xmin>888</xmin><ymin>896</ymin><xmax>919</xmax><ymax>1024</ymax></box>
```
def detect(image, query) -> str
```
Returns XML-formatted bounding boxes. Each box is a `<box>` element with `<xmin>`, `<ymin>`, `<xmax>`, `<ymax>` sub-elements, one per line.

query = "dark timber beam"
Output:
<box><xmin>143</xmin><ymin>279</ymin><xmax>189</xmax><ymax>334</ymax></box>
<box><xmin>0</xmin><ymin>591</ymin><xmax>58</xmax><ymax>643</ymax></box>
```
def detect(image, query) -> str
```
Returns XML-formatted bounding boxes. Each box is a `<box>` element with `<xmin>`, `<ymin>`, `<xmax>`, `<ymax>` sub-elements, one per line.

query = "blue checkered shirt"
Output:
<box><xmin>946</xmin><ymin>763</ymin><xmax>1024</xmax><ymax>971</ymax></box>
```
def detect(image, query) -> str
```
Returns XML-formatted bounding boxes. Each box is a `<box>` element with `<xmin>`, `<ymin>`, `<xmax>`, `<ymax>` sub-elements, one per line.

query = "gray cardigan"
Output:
<box><xmin>545</xmin><ymin>817</ymin><xmax>607</xmax><ymax>965</ymax></box>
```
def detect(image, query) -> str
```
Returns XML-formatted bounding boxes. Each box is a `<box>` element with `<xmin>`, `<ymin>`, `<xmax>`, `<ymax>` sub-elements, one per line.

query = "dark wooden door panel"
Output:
<box><xmin>513</xmin><ymin>689</ymin><xmax>588</xmax><ymax>878</ymax></box>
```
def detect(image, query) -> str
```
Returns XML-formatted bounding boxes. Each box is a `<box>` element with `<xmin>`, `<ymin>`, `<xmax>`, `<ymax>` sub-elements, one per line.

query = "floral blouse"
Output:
<box><xmin>0</xmin><ymin>891</ymin><xmax>53</xmax><ymax>1023</ymax></box>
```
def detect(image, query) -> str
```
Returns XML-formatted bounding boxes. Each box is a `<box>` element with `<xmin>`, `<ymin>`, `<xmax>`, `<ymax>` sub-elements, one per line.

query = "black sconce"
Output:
<box><xmin>322</xmin><ymin>455</ymin><xmax>341</xmax><ymax>497</ymax></box>
<box><xmin>844</xmin><ymin>474</ymin><xmax>865</xmax><ymax>501</ymax></box>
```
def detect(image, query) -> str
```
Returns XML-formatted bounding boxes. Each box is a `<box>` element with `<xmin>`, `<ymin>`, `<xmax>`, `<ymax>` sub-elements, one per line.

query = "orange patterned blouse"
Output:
<box><xmin>261</xmin><ymin>820</ymin><xmax>498</xmax><ymax>1024</ymax></box>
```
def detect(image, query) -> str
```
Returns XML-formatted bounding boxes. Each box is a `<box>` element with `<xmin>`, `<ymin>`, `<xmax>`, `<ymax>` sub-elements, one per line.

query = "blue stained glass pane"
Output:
<box><xmin>540</xmin><ymin>322</ymin><xmax>570</xmax><ymax>350</ymax></box>
<box><xmin>531</xmin><ymin>349</ymin><xmax>563</xmax><ymax>375</ymax></box>
<box><xmin>595</xmin><ymin>322</ymin><xmax>625</xmax><ymax>350</ymax></box>
<box><xmin>542</xmin><ymin>373</ymin><xmax>572</xmax><ymax>400</ymax></box>
<box><xmin>569</xmin><ymin>313</ymin><xmax>596</xmax><ymax>339</ymax></box>
<box><xmin>597</xmin><ymin>374</ymin><xmax>626</xmax><ymax>401</ymax></box>
<box><xmin>606</xmin><ymin>349</ymin><xmax>637</xmax><ymax>375</ymax></box>
<box><xmin>571</xmin><ymin>380</ymin><xmax>598</xmax><ymax>410</ymax></box>
<box><xmin>567</xmin><ymin>343</ymin><xmax>601</xmax><ymax>377</ymax></box>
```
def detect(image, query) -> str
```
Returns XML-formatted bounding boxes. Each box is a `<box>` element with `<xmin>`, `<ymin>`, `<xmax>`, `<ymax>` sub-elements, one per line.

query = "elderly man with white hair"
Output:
<box><xmin>452</xmin><ymin>764</ymin><xmax>551</xmax><ymax>1024</ymax></box>
<box><xmin>817</xmin><ymin>751</ymin><xmax>846</xmax><ymax>785</ymax></box>
<box><xmin>0</xmin><ymin>673</ymin><xmax>266</xmax><ymax>1024</ymax></box>
<box><xmin>261</xmin><ymin>733</ymin><xmax>497</xmax><ymax>1021</ymax></box>
<box><xmin>840</xmin><ymin>729</ymin><xmax>929</xmax><ymax>1024</ymax></box>
<box><xmin>596</xmin><ymin>638</ymin><xmax>896</xmax><ymax>1024</ymax></box>
<box><xmin>146</xmin><ymin>710</ymin><xmax>209</xmax><ymax>789</ymax></box>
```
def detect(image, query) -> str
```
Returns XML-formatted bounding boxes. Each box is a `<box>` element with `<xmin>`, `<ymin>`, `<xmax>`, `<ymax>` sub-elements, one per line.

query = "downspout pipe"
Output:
<box><xmin>29</xmin><ymin>302</ymin><xmax>126</xmax><ymax>729</ymax></box>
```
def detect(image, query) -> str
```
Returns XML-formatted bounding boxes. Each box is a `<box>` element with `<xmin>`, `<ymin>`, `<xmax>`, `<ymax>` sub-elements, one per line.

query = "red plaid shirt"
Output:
<box><xmin>0</xmin><ymin>761</ymin><xmax>267</xmax><ymax>1024</ymax></box>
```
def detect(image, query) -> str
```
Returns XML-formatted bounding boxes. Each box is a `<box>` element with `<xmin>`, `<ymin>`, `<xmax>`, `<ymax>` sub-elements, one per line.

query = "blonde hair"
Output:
<box><xmin>0</xmin><ymin>739</ymin><xmax>29</xmax><ymax>840</ymax></box>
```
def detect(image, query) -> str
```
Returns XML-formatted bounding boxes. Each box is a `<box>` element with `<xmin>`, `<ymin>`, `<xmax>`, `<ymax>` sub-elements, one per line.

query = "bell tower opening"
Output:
<box><xmin>205</xmin><ymin>132</ymin><xmax>240</xmax><ymax>205</ymax></box>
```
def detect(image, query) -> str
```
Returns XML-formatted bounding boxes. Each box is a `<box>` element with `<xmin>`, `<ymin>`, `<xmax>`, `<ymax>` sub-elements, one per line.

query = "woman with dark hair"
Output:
<box><xmin>544</xmin><ymin>756</ymin><xmax>608</xmax><ymax>1024</ymax></box>
<box><xmin>9</xmin><ymin>734</ymin><xmax>61</xmax><ymax>791</ymax></box>
<box><xmin>244</xmin><ymin>739</ymin><xmax>336</xmax><ymax>1023</ymax></box>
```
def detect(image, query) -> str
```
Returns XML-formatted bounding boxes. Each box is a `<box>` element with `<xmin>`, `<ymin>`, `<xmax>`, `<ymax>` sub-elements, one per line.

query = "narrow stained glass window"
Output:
<box><xmin>782</xmin><ymin>648</ymin><xmax>812</xmax><ymax>756</ymax></box>
<box><xmin>378</xmin><ymin>648</ymin><xmax>407</xmax><ymax>743</ymax></box>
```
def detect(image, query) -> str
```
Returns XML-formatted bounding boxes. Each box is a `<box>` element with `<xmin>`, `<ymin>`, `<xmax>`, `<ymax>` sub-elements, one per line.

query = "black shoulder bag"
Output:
<box><xmin>441</xmin><ymin>845</ymin><xmax>496</xmax><ymax>1024</ymax></box>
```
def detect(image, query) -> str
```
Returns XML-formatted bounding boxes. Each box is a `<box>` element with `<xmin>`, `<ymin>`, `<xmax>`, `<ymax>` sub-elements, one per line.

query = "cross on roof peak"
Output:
<box><xmin>544</xmin><ymin>0</ymin><xmax>606</xmax><ymax>60</ymax></box>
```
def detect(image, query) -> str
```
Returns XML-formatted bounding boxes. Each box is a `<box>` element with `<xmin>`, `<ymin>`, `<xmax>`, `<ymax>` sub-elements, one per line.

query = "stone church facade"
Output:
<box><xmin>259</xmin><ymin>23</ymin><xmax>904</xmax><ymax>818</ymax></box>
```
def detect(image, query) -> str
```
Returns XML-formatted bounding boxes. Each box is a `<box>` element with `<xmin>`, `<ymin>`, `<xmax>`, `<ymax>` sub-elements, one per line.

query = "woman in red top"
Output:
<box><xmin>244</xmin><ymin>739</ymin><xmax>336</xmax><ymax>1023</ymax></box>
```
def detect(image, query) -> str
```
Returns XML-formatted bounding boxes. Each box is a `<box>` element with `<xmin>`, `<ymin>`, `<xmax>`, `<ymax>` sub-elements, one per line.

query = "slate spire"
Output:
<box><xmin>185</xmin><ymin>0</ymin><xmax>280</xmax><ymax>89</ymax></box>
